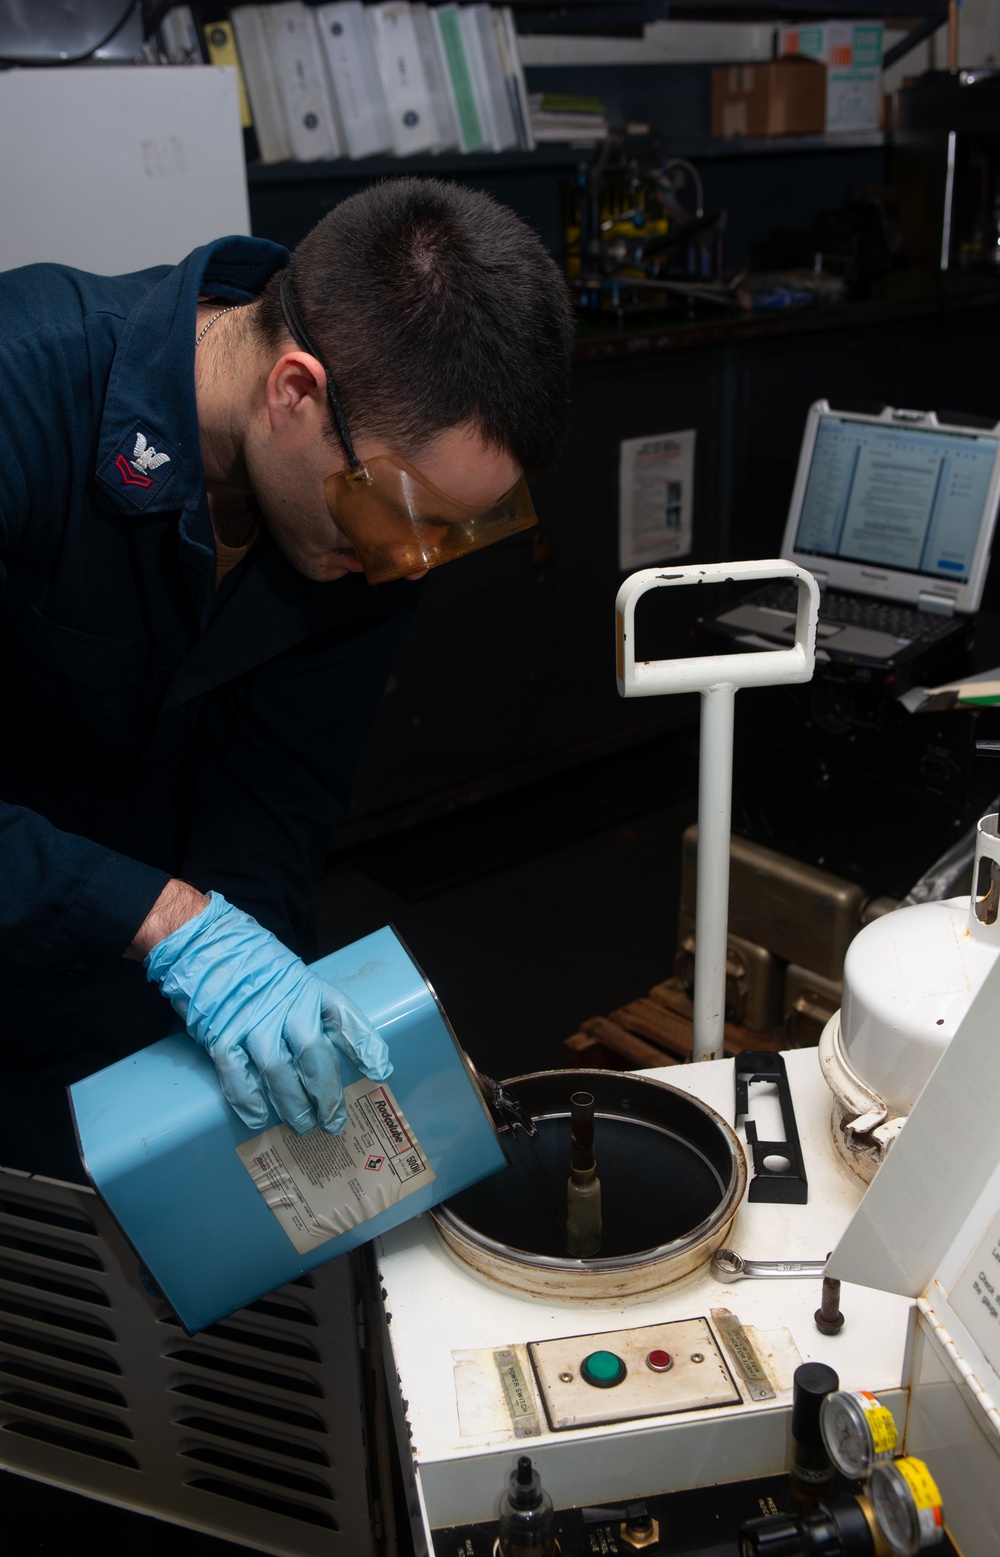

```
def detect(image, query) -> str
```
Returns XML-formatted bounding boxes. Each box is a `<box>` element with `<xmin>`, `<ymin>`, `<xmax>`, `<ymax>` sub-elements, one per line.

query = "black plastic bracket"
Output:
<box><xmin>734</xmin><ymin>1052</ymin><xmax>809</xmax><ymax>1204</ymax></box>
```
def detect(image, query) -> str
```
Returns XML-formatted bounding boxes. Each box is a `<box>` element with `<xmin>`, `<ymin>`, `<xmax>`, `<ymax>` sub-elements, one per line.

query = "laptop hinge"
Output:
<box><xmin>918</xmin><ymin>591</ymin><xmax>956</xmax><ymax>616</ymax></box>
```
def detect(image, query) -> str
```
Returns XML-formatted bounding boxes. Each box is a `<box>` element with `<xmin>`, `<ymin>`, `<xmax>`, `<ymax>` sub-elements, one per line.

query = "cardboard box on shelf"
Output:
<box><xmin>778</xmin><ymin>20</ymin><xmax>883</xmax><ymax>132</ymax></box>
<box><xmin>711</xmin><ymin>56</ymin><xmax>827</xmax><ymax>139</ymax></box>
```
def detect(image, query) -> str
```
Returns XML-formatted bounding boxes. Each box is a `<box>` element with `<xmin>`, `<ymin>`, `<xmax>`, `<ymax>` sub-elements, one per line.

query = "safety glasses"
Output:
<box><xmin>279</xmin><ymin>273</ymin><xmax>538</xmax><ymax>584</ymax></box>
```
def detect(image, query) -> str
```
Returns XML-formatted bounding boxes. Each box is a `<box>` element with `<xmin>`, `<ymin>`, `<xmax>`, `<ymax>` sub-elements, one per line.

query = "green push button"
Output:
<box><xmin>581</xmin><ymin>1349</ymin><xmax>627</xmax><ymax>1388</ymax></box>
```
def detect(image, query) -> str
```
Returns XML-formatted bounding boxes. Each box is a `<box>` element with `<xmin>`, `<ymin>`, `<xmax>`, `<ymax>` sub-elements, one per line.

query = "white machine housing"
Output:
<box><xmin>820</xmin><ymin>811</ymin><xmax>1000</xmax><ymax>1180</ymax></box>
<box><xmin>374</xmin><ymin>1051</ymin><xmax>912</xmax><ymax>1545</ymax></box>
<box><xmin>829</xmin><ymin>947</ymin><xmax>1000</xmax><ymax>1557</ymax></box>
<box><xmin>373</xmin><ymin>955</ymin><xmax>1000</xmax><ymax>1555</ymax></box>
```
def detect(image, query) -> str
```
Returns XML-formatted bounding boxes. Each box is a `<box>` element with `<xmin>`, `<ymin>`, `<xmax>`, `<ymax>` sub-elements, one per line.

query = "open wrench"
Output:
<box><xmin>710</xmin><ymin>1248</ymin><xmax>828</xmax><ymax>1283</ymax></box>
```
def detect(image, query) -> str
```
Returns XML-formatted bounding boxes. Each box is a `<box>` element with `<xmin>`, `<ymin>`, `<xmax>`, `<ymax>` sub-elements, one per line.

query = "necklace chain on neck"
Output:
<box><xmin>196</xmin><ymin>304</ymin><xmax>240</xmax><ymax>348</ymax></box>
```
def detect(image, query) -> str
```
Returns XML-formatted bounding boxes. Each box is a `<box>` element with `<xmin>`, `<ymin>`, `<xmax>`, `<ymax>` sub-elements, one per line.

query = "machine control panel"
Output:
<box><xmin>528</xmin><ymin>1317</ymin><xmax>740</xmax><ymax>1430</ymax></box>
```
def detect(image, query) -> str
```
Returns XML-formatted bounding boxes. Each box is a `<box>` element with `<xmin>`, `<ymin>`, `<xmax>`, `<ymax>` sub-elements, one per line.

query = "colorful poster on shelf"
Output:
<box><xmin>618</xmin><ymin>429</ymin><xmax>695</xmax><ymax>571</ymax></box>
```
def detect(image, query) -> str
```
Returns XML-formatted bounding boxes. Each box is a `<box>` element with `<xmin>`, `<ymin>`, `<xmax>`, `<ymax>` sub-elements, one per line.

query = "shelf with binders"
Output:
<box><xmin>244</xmin><ymin>127</ymin><xmax>887</xmax><ymax>185</ymax></box>
<box><xmin>245</xmin><ymin>142</ymin><xmax>592</xmax><ymax>182</ymax></box>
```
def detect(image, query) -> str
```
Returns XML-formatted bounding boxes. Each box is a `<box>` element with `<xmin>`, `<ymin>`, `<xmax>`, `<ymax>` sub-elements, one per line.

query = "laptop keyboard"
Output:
<box><xmin>752</xmin><ymin>582</ymin><xmax>958</xmax><ymax>642</ymax></box>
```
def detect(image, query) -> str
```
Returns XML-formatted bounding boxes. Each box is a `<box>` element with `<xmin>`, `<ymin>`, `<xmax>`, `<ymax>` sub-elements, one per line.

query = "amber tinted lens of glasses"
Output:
<box><xmin>324</xmin><ymin>458</ymin><xmax>537</xmax><ymax>584</ymax></box>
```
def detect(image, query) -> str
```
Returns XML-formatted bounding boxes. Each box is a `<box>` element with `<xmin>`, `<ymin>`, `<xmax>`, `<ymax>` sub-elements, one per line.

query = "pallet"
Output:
<box><xmin>563</xmin><ymin>977</ymin><xmax>790</xmax><ymax>1070</ymax></box>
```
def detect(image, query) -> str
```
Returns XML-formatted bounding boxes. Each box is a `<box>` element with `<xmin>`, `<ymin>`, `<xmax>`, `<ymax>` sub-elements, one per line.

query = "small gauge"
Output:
<box><xmin>820</xmin><ymin>1390</ymin><xmax>899</xmax><ymax>1479</ymax></box>
<box><xmin>869</xmin><ymin>1458</ymin><xmax>945</xmax><ymax>1554</ymax></box>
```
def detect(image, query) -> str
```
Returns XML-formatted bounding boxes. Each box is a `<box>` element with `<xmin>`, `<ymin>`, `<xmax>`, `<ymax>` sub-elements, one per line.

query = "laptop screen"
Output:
<box><xmin>793</xmin><ymin>415</ymin><xmax>999</xmax><ymax>586</ymax></box>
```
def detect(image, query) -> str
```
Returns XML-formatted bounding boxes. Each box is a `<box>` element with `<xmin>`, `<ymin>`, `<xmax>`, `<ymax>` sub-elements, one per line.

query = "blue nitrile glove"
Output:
<box><xmin>144</xmin><ymin>891</ymin><xmax>391</xmax><ymax>1135</ymax></box>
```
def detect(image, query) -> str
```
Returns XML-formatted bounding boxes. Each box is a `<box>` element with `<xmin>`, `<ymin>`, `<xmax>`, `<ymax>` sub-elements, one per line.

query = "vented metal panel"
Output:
<box><xmin>0</xmin><ymin>1166</ymin><xmax>378</xmax><ymax>1556</ymax></box>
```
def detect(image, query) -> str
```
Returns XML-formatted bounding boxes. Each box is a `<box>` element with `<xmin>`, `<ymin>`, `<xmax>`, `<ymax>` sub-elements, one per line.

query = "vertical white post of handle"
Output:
<box><xmin>694</xmin><ymin>681</ymin><xmax>736</xmax><ymax>1060</ymax></box>
<box><xmin>615</xmin><ymin>560</ymin><xmax>819</xmax><ymax>1063</ymax></box>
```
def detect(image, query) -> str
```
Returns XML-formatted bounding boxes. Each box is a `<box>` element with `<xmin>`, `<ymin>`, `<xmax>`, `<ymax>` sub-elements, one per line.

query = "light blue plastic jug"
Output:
<box><xmin>70</xmin><ymin>926</ymin><xmax>506</xmax><ymax>1331</ymax></box>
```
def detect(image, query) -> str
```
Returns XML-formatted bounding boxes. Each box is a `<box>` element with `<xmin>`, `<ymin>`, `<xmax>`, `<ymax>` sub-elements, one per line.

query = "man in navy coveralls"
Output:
<box><xmin>0</xmin><ymin>177</ymin><xmax>573</xmax><ymax>1179</ymax></box>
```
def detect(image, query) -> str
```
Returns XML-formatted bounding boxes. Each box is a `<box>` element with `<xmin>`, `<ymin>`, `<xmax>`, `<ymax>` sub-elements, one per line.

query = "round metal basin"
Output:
<box><xmin>431</xmin><ymin>1069</ymin><xmax>747</xmax><ymax>1301</ymax></box>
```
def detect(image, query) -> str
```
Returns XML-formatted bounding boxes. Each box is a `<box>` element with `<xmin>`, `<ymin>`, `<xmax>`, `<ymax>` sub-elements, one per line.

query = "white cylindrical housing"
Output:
<box><xmin>840</xmin><ymin>814</ymin><xmax>1000</xmax><ymax>1115</ymax></box>
<box><xmin>839</xmin><ymin>897</ymin><xmax>980</xmax><ymax>1115</ymax></box>
<box><xmin>823</xmin><ymin>814</ymin><xmax>1000</xmax><ymax>1177</ymax></box>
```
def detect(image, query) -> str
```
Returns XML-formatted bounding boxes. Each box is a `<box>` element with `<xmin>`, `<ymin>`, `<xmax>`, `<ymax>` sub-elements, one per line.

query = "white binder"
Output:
<box><xmin>411</xmin><ymin>2</ymin><xmax>459</xmax><ymax>152</ymax></box>
<box><xmin>366</xmin><ymin>2</ymin><xmax>438</xmax><ymax>157</ymax></box>
<box><xmin>265</xmin><ymin>0</ymin><xmax>342</xmax><ymax>162</ymax></box>
<box><xmin>459</xmin><ymin>1</ymin><xmax>517</xmax><ymax>152</ymax></box>
<box><xmin>314</xmin><ymin>2</ymin><xmax>393</xmax><ymax>160</ymax></box>
<box><xmin>231</xmin><ymin>4</ymin><xmax>293</xmax><ymax>163</ymax></box>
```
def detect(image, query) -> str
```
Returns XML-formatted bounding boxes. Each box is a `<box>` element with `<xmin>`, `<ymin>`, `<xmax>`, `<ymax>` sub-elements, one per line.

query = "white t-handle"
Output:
<box><xmin>615</xmin><ymin>560</ymin><xmax>820</xmax><ymax>1062</ymax></box>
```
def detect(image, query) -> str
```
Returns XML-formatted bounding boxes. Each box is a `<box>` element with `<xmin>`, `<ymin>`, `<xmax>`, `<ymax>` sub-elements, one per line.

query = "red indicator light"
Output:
<box><xmin>646</xmin><ymin>1349</ymin><xmax>673</xmax><ymax>1373</ymax></box>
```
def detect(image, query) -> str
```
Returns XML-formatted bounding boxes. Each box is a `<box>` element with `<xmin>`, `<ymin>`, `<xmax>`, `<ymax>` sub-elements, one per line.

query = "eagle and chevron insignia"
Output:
<box><xmin>131</xmin><ymin>431</ymin><xmax>170</xmax><ymax>474</ymax></box>
<box><xmin>101</xmin><ymin>421</ymin><xmax>179</xmax><ymax>504</ymax></box>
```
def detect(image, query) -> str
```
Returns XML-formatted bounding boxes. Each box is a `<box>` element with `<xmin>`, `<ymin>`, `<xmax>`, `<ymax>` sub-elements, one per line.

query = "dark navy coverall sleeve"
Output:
<box><xmin>0</xmin><ymin>243</ymin><xmax>424</xmax><ymax>1180</ymax></box>
<box><xmin>0</xmin><ymin>246</ymin><xmax>419</xmax><ymax>988</ymax></box>
<box><xmin>0</xmin><ymin>379</ymin><xmax>169</xmax><ymax>985</ymax></box>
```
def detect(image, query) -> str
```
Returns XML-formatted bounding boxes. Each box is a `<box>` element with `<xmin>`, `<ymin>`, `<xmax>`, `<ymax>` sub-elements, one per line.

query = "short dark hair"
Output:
<box><xmin>255</xmin><ymin>177</ymin><xmax>574</xmax><ymax>473</ymax></box>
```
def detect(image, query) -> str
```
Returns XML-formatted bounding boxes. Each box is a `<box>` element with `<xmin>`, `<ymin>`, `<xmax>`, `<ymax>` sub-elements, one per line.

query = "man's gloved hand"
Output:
<box><xmin>144</xmin><ymin>891</ymin><xmax>391</xmax><ymax>1135</ymax></box>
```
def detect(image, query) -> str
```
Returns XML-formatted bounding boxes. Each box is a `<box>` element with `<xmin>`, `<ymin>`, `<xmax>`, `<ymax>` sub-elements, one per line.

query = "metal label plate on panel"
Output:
<box><xmin>711</xmin><ymin>1307</ymin><xmax>776</xmax><ymax>1401</ymax></box>
<box><xmin>528</xmin><ymin>1317</ymin><xmax>740</xmax><ymax>1431</ymax></box>
<box><xmin>493</xmin><ymin>1348</ymin><xmax>541</xmax><ymax>1439</ymax></box>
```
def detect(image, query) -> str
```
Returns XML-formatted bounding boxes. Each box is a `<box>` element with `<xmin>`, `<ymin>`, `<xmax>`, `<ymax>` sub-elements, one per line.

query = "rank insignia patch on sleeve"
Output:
<box><xmin>98</xmin><ymin>422</ymin><xmax>180</xmax><ymax>508</ymax></box>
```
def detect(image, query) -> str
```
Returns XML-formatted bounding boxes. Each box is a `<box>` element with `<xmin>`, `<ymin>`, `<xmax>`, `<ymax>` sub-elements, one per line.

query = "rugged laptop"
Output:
<box><xmin>703</xmin><ymin>400</ymin><xmax>1000</xmax><ymax>689</ymax></box>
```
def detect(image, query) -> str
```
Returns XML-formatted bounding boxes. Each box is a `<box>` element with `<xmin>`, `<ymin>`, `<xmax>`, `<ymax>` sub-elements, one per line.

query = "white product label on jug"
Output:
<box><xmin>237</xmin><ymin>1080</ymin><xmax>435</xmax><ymax>1254</ymax></box>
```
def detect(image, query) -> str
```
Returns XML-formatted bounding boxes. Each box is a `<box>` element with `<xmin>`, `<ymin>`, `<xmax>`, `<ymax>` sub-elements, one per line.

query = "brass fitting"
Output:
<box><xmin>620</xmin><ymin>1508</ymin><xmax>659</xmax><ymax>1549</ymax></box>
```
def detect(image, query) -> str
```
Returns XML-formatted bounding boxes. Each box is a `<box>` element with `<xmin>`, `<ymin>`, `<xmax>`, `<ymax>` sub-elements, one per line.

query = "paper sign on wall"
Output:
<box><xmin>619</xmin><ymin>430</ymin><xmax>695</xmax><ymax>571</ymax></box>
